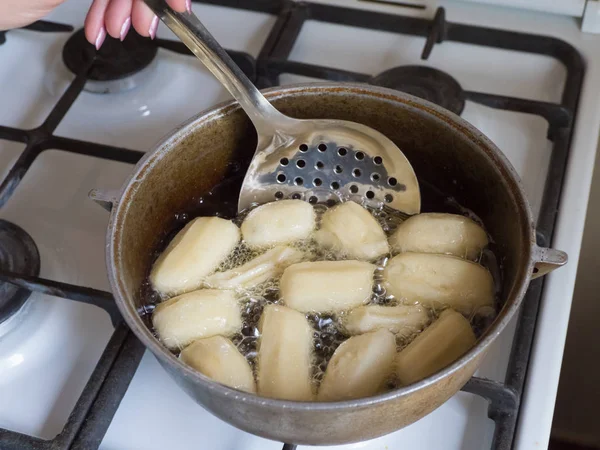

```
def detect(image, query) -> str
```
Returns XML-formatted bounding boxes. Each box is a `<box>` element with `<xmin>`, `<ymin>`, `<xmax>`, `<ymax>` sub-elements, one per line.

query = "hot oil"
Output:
<box><xmin>214</xmin><ymin>201</ymin><xmax>427</xmax><ymax>383</ymax></box>
<box><xmin>212</xmin><ymin>207</ymin><xmax>353</xmax><ymax>383</ymax></box>
<box><xmin>140</xmin><ymin>172</ymin><xmax>503</xmax><ymax>390</ymax></box>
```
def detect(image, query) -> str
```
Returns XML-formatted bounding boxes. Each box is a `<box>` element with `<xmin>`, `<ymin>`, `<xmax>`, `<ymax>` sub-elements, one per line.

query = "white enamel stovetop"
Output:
<box><xmin>0</xmin><ymin>1</ymin><xmax>599</xmax><ymax>449</ymax></box>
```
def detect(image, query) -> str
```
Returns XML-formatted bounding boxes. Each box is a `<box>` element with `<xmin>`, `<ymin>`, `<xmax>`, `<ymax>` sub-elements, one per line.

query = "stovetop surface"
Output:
<box><xmin>0</xmin><ymin>1</ymin><xmax>599</xmax><ymax>450</ymax></box>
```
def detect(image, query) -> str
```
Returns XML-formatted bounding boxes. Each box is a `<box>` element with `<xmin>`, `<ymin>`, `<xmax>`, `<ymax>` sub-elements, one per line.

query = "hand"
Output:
<box><xmin>84</xmin><ymin>0</ymin><xmax>189</xmax><ymax>49</ymax></box>
<box><xmin>0</xmin><ymin>0</ymin><xmax>68</xmax><ymax>31</ymax></box>
<box><xmin>0</xmin><ymin>0</ymin><xmax>188</xmax><ymax>50</ymax></box>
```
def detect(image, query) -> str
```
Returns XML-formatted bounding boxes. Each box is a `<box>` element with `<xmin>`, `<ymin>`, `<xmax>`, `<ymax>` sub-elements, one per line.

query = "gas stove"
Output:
<box><xmin>0</xmin><ymin>1</ymin><xmax>599</xmax><ymax>450</ymax></box>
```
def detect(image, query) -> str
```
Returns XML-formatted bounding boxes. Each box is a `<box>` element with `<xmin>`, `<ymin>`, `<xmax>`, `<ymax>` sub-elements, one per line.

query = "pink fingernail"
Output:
<box><xmin>119</xmin><ymin>17</ymin><xmax>131</xmax><ymax>41</ymax></box>
<box><xmin>186</xmin><ymin>0</ymin><xmax>192</xmax><ymax>13</ymax></box>
<box><xmin>149</xmin><ymin>15</ymin><xmax>159</xmax><ymax>39</ymax></box>
<box><xmin>95</xmin><ymin>26</ymin><xmax>106</xmax><ymax>50</ymax></box>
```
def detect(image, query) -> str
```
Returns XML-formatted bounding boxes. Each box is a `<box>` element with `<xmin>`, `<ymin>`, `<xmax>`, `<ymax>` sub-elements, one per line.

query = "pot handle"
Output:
<box><xmin>532</xmin><ymin>246</ymin><xmax>568</xmax><ymax>279</ymax></box>
<box><xmin>89</xmin><ymin>189</ymin><xmax>119</xmax><ymax>212</ymax></box>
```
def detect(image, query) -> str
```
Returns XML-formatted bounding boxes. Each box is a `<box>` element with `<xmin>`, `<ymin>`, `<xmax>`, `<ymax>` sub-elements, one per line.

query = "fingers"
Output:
<box><xmin>86</xmin><ymin>0</ymin><xmax>191</xmax><ymax>47</ymax></box>
<box><xmin>131</xmin><ymin>0</ymin><xmax>189</xmax><ymax>38</ymax></box>
<box><xmin>104</xmin><ymin>0</ymin><xmax>132</xmax><ymax>40</ymax></box>
<box><xmin>131</xmin><ymin>0</ymin><xmax>156</xmax><ymax>38</ymax></box>
<box><xmin>167</xmin><ymin>0</ymin><xmax>190</xmax><ymax>13</ymax></box>
<box><xmin>85</xmin><ymin>0</ymin><xmax>110</xmax><ymax>49</ymax></box>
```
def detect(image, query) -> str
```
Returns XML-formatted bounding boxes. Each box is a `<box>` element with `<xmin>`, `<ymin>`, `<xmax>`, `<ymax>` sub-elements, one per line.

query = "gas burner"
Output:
<box><xmin>370</xmin><ymin>66</ymin><xmax>465</xmax><ymax>115</ymax></box>
<box><xmin>63</xmin><ymin>28</ymin><xmax>158</xmax><ymax>94</ymax></box>
<box><xmin>0</xmin><ymin>220</ymin><xmax>40</xmax><ymax>332</ymax></box>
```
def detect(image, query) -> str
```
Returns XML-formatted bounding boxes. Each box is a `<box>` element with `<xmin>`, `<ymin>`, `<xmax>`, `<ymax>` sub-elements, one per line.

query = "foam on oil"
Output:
<box><xmin>141</xmin><ymin>172</ymin><xmax>501</xmax><ymax>391</ymax></box>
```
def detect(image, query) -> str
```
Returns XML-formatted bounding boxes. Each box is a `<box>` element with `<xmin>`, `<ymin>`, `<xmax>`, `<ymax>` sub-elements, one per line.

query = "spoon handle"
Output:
<box><xmin>143</xmin><ymin>0</ymin><xmax>293</xmax><ymax>137</ymax></box>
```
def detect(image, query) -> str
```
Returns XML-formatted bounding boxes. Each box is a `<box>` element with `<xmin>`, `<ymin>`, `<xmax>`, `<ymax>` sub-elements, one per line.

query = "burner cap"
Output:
<box><xmin>63</xmin><ymin>28</ymin><xmax>158</xmax><ymax>93</ymax></box>
<box><xmin>370</xmin><ymin>66</ymin><xmax>465</xmax><ymax>115</ymax></box>
<box><xmin>0</xmin><ymin>220</ymin><xmax>40</xmax><ymax>326</ymax></box>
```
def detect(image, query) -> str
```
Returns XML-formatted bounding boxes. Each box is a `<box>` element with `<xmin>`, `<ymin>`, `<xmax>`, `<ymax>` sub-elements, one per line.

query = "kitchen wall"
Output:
<box><xmin>552</xmin><ymin>135</ymin><xmax>600</xmax><ymax>447</ymax></box>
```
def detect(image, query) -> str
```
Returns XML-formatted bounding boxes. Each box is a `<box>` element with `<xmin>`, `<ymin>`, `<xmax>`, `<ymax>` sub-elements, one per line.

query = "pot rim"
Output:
<box><xmin>106</xmin><ymin>82</ymin><xmax>536</xmax><ymax>411</ymax></box>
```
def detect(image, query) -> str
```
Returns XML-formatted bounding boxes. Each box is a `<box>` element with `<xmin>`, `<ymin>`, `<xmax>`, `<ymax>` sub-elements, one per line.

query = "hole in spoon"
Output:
<box><xmin>331</xmin><ymin>181</ymin><xmax>340</xmax><ymax>190</ymax></box>
<box><xmin>334</xmin><ymin>165</ymin><xmax>343</xmax><ymax>174</ymax></box>
<box><xmin>353</xmin><ymin>168</ymin><xmax>361</xmax><ymax>177</ymax></box>
<box><xmin>338</xmin><ymin>148</ymin><xmax>347</xmax><ymax>156</ymax></box>
<box><xmin>355</xmin><ymin>152</ymin><xmax>365</xmax><ymax>161</ymax></box>
<box><xmin>280</xmin><ymin>158</ymin><xmax>289</xmax><ymax>166</ymax></box>
<box><xmin>296</xmin><ymin>159</ymin><xmax>306</xmax><ymax>168</ymax></box>
<box><xmin>350</xmin><ymin>185</ymin><xmax>359</xmax><ymax>194</ymax></box>
<box><xmin>374</xmin><ymin>156</ymin><xmax>383</xmax><ymax>165</ymax></box>
<box><xmin>366</xmin><ymin>191</ymin><xmax>375</xmax><ymax>199</ymax></box>
<box><xmin>313</xmin><ymin>178</ymin><xmax>322</xmax><ymax>187</ymax></box>
<box><xmin>318</xmin><ymin>144</ymin><xmax>327</xmax><ymax>152</ymax></box>
<box><xmin>292</xmin><ymin>193</ymin><xmax>302</xmax><ymax>200</ymax></box>
<box><xmin>315</xmin><ymin>161</ymin><xmax>324</xmax><ymax>170</ymax></box>
<box><xmin>385</xmin><ymin>194</ymin><xmax>393</xmax><ymax>203</ymax></box>
<box><xmin>309</xmin><ymin>196</ymin><xmax>318</xmax><ymax>204</ymax></box>
<box><xmin>299</xmin><ymin>144</ymin><xmax>308</xmax><ymax>152</ymax></box>
<box><xmin>294</xmin><ymin>177</ymin><xmax>304</xmax><ymax>186</ymax></box>
<box><xmin>388</xmin><ymin>177</ymin><xmax>398</xmax><ymax>186</ymax></box>
<box><xmin>275</xmin><ymin>191</ymin><xmax>284</xmax><ymax>199</ymax></box>
<box><xmin>371</xmin><ymin>173</ymin><xmax>380</xmax><ymax>181</ymax></box>
<box><xmin>276</xmin><ymin>173</ymin><xmax>286</xmax><ymax>183</ymax></box>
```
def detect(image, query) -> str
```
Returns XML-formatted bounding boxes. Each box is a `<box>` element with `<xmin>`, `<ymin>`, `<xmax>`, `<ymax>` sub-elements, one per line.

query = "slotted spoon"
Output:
<box><xmin>143</xmin><ymin>0</ymin><xmax>421</xmax><ymax>214</ymax></box>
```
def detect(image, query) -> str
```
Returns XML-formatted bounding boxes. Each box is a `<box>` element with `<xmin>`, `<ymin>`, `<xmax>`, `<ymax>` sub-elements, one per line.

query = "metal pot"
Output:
<box><xmin>92</xmin><ymin>83</ymin><xmax>567</xmax><ymax>445</ymax></box>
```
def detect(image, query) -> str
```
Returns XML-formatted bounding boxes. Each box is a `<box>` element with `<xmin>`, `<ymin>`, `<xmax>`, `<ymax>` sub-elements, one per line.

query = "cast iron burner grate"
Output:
<box><xmin>0</xmin><ymin>2</ymin><xmax>584</xmax><ymax>450</ymax></box>
<box><xmin>0</xmin><ymin>20</ymin><xmax>73</xmax><ymax>46</ymax></box>
<box><xmin>0</xmin><ymin>220</ymin><xmax>40</xmax><ymax>328</ymax></box>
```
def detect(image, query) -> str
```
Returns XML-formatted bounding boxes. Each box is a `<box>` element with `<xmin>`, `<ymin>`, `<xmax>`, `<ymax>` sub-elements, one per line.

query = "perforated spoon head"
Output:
<box><xmin>238</xmin><ymin>118</ymin><xmax>421</xmax><ymax>214</ymax></box>
<box><xmin>143</xmin><ymin>1</ymin><xmax>420</xmax><ymax>215</ymax></box>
